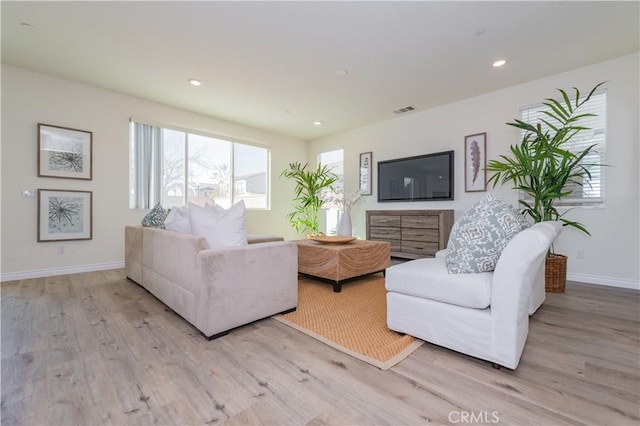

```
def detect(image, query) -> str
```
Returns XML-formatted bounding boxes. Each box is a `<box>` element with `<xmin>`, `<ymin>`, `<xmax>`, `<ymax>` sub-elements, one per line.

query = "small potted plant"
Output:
<box><xmin>485</xmin><ymin>82</ymin><xmax>606</xmax><ymax>292</ymax></box>
<box><xmin>281</xmin><ymin>162</ymin><xmax>338</xmax><ymax>236</ymax></box>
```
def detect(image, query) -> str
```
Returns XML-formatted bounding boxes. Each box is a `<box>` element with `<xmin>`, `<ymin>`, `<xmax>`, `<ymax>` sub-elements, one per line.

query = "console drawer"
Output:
<box><xmin>371</xmin><ymin>238</ymin><xmax>401</xmax><ymax>252</ymax></box>
<box><xmin>370</xmin><ymin>227</ymin><xmax>401</xmax><ymax>240</ymax></box>
<box><xmin>402</xmin><ymin>241</ymin><xmax>439</xmax><ymax>256</ymax></box>
<box><xmin>401</xmin><ymin>215</ymin><xmax>438</xmax><ymax>229</ymax></box>
<box><xmin>370</xmin><ymin>215</ymin><xmax>401</xmax><ymax>228</ymax></box>
<box><xmin>401</xmin><ymin>228</ymin><xmax>439</xmax><ymax>242</ymax></box>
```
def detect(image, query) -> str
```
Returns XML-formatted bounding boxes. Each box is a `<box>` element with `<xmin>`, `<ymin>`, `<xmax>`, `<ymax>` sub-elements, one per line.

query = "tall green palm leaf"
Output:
<box><xmin>281</xmin><ymin>162</ymin><xmax>338</xmax><ymax>235</ymax></box>
<box><xmin>486</xmin><ymin>82</ymin><xmax>606</xmax><ymax>240</ymax></box>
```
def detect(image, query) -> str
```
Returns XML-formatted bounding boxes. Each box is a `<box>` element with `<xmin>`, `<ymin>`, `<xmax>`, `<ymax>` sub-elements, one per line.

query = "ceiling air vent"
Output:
<box><xmin>393</xmin><ymin>106</ymin><xmax>415</xmax><ymax>115</ymax></box>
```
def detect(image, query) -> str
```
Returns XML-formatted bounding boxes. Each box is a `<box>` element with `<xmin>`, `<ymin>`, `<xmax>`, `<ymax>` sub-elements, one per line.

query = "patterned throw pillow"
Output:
<box><xmin>446</xmin><ymin>194</ymin><xmax>530</xmax><ymax>274</ymax></box>
<box><xmin>141</xmin><ymin>203</ymin><xmax>169</xmax><ymax>229</ymax></box>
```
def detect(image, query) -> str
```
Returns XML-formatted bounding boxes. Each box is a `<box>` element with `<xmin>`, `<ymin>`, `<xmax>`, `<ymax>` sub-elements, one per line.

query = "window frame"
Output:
<box><xmin>129</xmin><ymin>118</ymin><xmax>271</xmax><ymax>210</ymax></box>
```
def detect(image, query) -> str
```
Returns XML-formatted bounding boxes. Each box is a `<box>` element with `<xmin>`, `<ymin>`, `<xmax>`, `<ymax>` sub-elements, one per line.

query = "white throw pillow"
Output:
<box><xmin>189</xmin><ymin>200</ymin><xmax>248</xmax><ymax>249</ymax></box>
<box><xmin>205</xmin><ymin>200</ymin><xmax>226</xmax><ymax>216</ymax></box>
<box><xmin>164</xmin><ymin>206</ymin><xmax>192</xmax><ymax>234</ymax></box>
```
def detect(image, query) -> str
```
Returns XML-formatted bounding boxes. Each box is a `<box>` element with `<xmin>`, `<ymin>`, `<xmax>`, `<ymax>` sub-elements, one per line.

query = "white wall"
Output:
<box><xmin>310</xmin><ymin>54</ymin><xmax>639</xmax><ymax>289</ymax></box>
<box><xmin>1</xmin><ymin>65</ymin><xmax>307</xmax><ymax>280</ymax></box>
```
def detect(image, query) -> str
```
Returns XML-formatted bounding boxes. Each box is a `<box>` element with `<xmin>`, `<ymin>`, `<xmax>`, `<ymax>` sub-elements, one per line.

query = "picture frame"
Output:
<box><xmin>38</xmin><ymin>123</ymin><xmax>93</xmax><ymax>180</ymax></box>
<box><xmin>464</xmin><ymin>132</ymin><xmax>487</xmax><ymax>192</ymax></box>
<box><xmin>38</xmin><ymin>189</ymin><xmax>93</xmax><ymax>242</ymax></box>
<box><xmin>359</xmin><ymin>151</ymin><xmax>372</xmax><ymax>195</ymax></box>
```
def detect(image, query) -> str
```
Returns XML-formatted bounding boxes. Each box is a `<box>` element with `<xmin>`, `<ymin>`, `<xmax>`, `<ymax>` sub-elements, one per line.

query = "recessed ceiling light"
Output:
<box><xmin>313</xmin><ymin>121</ymin><xmax>323</xmax><ymax>126</ymax></box>
<box><xmin>492</xmin><ymin>59</ymin><xmax>507</xmax><ymax>68</ymax></box>
<box><xmin>335</xmin><ymin>69</ymin><xmax>348</xmax><ymax>76</ymax></box>
<box><xmin>189</xmin><ymin>78</ymin><xmax>202</xmax><ymax>86</ymax></box>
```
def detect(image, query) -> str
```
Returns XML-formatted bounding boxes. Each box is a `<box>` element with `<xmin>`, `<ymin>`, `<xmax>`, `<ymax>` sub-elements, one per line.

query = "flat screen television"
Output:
<box><xmin>377</xmin><ymin>150</ymin><xmax>454</xmax><ymax>202</ymax></box>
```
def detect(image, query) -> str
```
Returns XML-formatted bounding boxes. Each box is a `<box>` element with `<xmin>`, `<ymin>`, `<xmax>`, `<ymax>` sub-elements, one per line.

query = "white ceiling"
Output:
<box><xmin>2</xmin><ymin>1</ymin><xmax>638</xmax><ymax>141</ymax></box>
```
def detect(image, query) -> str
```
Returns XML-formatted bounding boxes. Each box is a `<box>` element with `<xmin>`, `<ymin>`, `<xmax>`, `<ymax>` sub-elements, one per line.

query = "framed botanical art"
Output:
<box><xmin>359</xmin><ymin>151</ymin><xmax>372</xmax><ymax>195</ymax></box>
<box><xmin>464</xmin><ymin>132</ymin><xmax>487</xmax><ymax>192</ymax></box>
<box><xmin>38</xmin><ymin>189</ymin><xmax>93</xmax><ymax>242</ymax></box>
<box><xmin>38</xmin><ymin>123</ymin><xmax>93</xmax><ymax>180</ymax></box>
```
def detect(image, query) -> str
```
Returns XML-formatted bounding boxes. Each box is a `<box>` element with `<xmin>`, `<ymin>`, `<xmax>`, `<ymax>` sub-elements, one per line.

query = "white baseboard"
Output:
<box><xmin>568</xmin><ymin>273</ymin><xmax>640</xmax><ymax>291</ymax></box>
<box><xmin>0</xmin><ymin>261</ymin><xmax>125</xmax><ymax>282</ymax></box>
<box><xmin>2</xmin><ymin>262</ymin><xmax>637</xmax><ymax>291</ymax></box>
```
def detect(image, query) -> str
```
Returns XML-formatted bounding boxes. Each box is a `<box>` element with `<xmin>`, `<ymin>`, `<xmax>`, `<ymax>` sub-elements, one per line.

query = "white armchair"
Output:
<box><xmin>386</xmin><ymin>221</ymin><xmax>563</xmax><ymax>369</ymax></box>
<box><xmin>434</xmin><ymin>247</ymin><xmax>547</xmax><ymax>315</ymax></box>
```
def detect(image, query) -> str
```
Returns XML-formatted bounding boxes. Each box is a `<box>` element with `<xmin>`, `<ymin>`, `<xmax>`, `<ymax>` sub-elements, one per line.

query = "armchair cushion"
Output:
<box><xmin>446</xmin><ymin>194</ymin><xmax>529</xmax><ymax>274</ymax></box>
<box><xmin>386</xmin><ymin>256</ymin><xmax>492</xmax><ymax>309</ymax></box>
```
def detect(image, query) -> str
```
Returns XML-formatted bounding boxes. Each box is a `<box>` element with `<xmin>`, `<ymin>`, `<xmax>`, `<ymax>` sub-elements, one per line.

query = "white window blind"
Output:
<box><xmin>519</xmin><ymin>91</ymin><xmax>606</xmax><ymax>207</ymax></box>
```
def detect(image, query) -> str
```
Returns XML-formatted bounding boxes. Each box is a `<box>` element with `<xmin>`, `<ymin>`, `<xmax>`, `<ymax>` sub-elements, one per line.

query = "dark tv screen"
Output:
<box><xmin>377</xmin><ymin>150</ymin><xmax>454</xmax><ymax>202</ymax></box>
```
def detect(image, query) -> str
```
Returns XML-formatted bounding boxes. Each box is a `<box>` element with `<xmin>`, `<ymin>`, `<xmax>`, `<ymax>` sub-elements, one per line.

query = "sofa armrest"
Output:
<box><xmin>247</xmin><ymin>234</ymin><xmax>284</xmax><ymax>244</ymax></box>
<box><xmin>195</xmin><ymin>241</ymin><xmax>298</xmax><ymax>337</ymax></box>
<box><xmin>493</xmin><ymin>222</ymin><xmax>563</xmax><ymax>316</ymax></box>
<box><xmin>435</xmin><ymin>249</ymin><xmax>447</xmax><ymax>260</ymax></box>
<box><xmin>491</xmin><ymin>222</ymin><xmax>562</xmax><ymax>365</ymax></box>
<box><xmin>125</xmin><ymin>226</ymin><xmax>143</xmax><ymax>283</ymax></box>
<box><xmin>142</xmin><ymin>228</ymin><xmax>208</xmax><ymax>295</ymax></box>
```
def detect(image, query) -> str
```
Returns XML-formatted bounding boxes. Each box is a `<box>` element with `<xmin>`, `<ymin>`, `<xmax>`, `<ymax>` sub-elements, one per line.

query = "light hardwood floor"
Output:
<box><xmin>2</xmin><ymin>269</ymin><xmax>639</xmax><ymax>425</ymax></box>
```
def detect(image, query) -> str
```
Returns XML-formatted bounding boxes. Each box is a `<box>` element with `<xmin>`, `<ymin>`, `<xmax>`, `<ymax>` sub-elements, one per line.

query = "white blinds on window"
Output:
<box><xmin>519</xmin><ymin>91</ymin><xmax>606</xmax><ymax>206</ymax></box>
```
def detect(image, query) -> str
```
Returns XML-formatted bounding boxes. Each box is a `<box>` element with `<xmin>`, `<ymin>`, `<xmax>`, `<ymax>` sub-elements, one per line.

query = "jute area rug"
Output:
<box><xmin>273</xmin><ymin>274</ymin><xmax>423</xmax><ymax>370</ymax></box>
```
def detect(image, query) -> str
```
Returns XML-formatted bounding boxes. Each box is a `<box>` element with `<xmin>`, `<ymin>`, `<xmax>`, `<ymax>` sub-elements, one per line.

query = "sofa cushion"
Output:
<box><xmin>446</xmin><ymin>194</ymin><xmax>530</xmax><ymax>274</ymax></box>
<box><xmin>164</xmin><ymin>206</ymin><xmax>191</xmax><ymax>234</ymax></box>
<box><xmin>141</xmin><ymin>203</ymin><xmax>168</xmax><ymax>229</ymax></box>
<box><xmin>189</xmin><ymin>200</ymin><xmax>248</xmax><ymax>248</ymax></box>
<box><xmin>386</xmin><ymin>256</ymin><xmax>492</xmax><ymax>309</ymax></box>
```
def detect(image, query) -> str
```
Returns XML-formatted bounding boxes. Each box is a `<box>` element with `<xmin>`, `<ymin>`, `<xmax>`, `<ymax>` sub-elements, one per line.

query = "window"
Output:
<box><xmin>318</xmin><ymin>149</ymin><xmax>344</xmax><ymax>235</ymax></box>
<box><xmin>519</xmin><ymin>90</ymin><xmax>606</xmax><ymax>207</ymax></box>
<box><xmin>234</xmin><ymin>143</ymin><xmax>269</xmax><ymax>209</ymax></box>
<box><xmin>129</xmin><ymin>120</ymin><xmax>269</xmax><ymax>209</ymax></box>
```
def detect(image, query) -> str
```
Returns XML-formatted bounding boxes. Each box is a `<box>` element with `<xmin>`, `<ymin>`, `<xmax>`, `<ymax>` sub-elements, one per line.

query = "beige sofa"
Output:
<box><xmin>125</xmin><ymin>226</ymin><xmax>298</xmax><ymax>339</ymax></box>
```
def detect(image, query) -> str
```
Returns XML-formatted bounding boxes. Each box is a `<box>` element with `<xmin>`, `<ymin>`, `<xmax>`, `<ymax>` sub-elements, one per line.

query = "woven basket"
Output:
<box><xmin>545</xmin><ymin>254</ymin><xmax>567</xmax><ymax>293</ymax></box>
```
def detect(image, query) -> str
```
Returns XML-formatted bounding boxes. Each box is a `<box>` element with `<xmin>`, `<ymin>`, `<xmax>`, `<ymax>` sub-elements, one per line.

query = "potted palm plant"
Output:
<box><xmin>485</xmin><ymin>82</ymin><xmax>605</xmax><ymax>292</ymax></box>
<box><xmin>281</xmin><ymin>162</ymin><xmax>338</xmax><ymax>236</ymax></box>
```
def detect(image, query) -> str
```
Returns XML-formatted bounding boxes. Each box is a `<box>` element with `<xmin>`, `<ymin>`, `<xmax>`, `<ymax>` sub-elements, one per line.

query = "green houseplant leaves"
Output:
<box><xmin>281</xmin><ymin>162</ymin><xmax>338</xmax><ymax>235</ymax></box>
<box><xmin>486</xmin><ymin>82</ymin><xmax>606</xmax><ymax>238</ymax></box>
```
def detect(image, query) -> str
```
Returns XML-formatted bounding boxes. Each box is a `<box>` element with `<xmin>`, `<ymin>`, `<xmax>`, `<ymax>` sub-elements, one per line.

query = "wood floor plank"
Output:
<box><xmin>2</xmin><ymin>270</ymin><xmax>639</xmax><ymax>425</ymax></box>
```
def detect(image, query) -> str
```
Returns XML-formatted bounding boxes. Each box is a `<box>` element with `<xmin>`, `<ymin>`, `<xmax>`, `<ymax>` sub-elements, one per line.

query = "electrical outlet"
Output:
<box><xmin>22</xmin><ymin>189</ymin><xmax>35</xmax><ymax>198</ymax></box>
<box><xmin>57</xmin><ymin>246</ymin><xmax>65</xmax><ymax>255</ymax></box>
<box><xmin>577</xmin><ymin>249</ymin><xmax>584</xmax><ymax>259</ymax></box>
